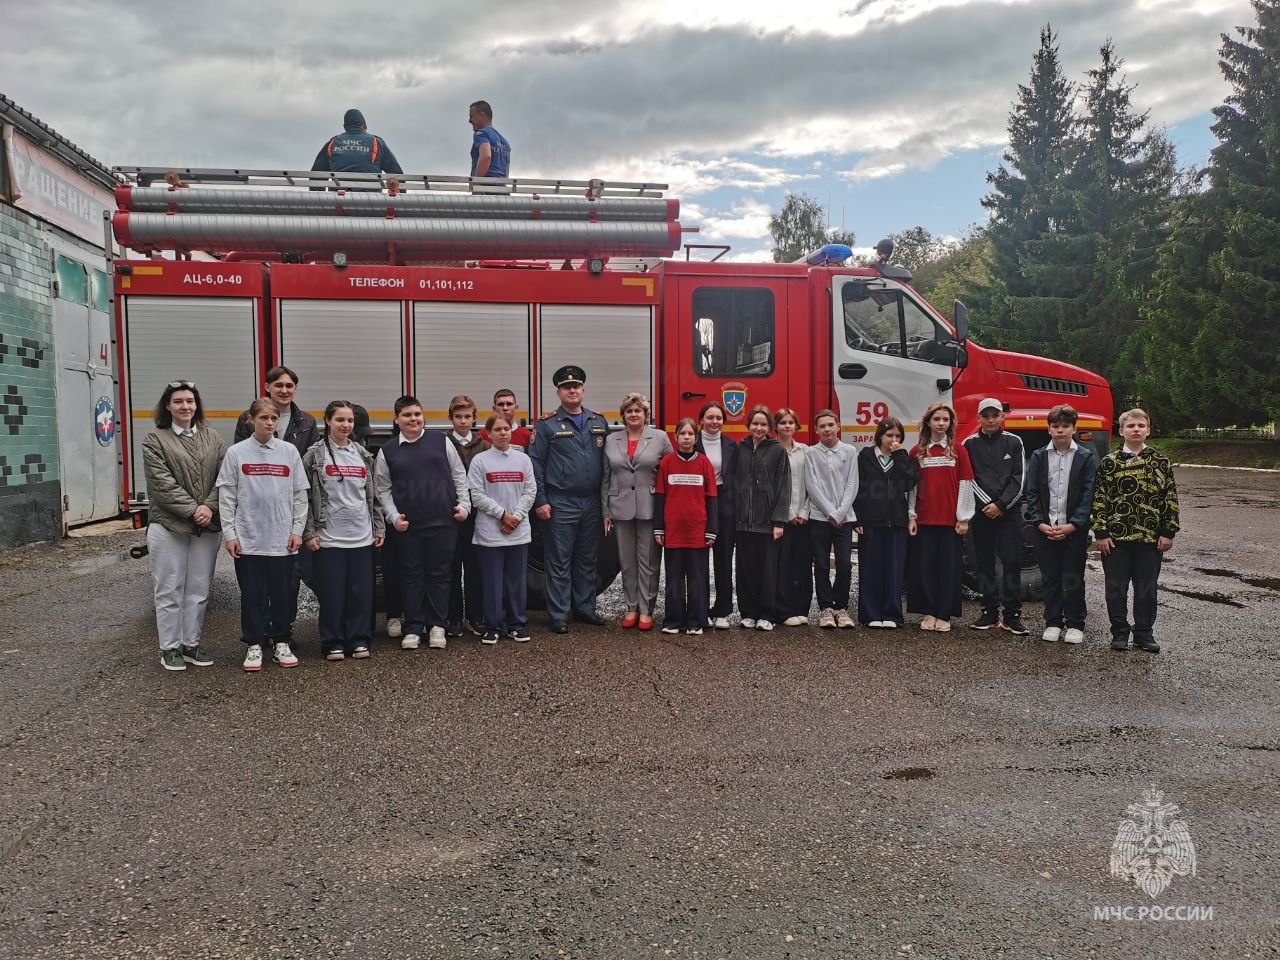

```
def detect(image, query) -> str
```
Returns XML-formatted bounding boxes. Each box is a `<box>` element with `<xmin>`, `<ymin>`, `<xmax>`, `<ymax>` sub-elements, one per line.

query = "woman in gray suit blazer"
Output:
<box><xmin>602</xmin><ymin>393</ymin><xmax>673</xmax><ymax>630</ymax></box>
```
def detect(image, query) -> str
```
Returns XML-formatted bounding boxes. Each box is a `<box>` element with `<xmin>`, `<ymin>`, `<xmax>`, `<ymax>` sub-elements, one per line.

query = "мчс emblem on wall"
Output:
<box><xmin>1110</xmin><ymin>786</ymin><xmax>1197</xmax><ymax>899</ymax></box>
<box><xmin>94</xmin><ymin>397</ymin><xmax>117</xmax><ymax>446</ymax></box>
<box><xmin>721</xmin><ymin>381</ymin><xmax>747</xmax><ymax>418</ymax></box>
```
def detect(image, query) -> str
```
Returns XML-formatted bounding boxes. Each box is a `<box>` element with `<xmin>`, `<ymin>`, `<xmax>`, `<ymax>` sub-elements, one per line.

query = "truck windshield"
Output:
<box><xmin>841</xmin><ymin>283</ymin><xmax>952</xmax><ymax>365</ymax></box>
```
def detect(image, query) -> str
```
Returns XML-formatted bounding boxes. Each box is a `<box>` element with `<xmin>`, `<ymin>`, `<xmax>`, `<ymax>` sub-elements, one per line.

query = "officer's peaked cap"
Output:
<box><xmin>553</xmin><ymin>365</ymin><xmax>586</xmax><ymax>387</ymax></box>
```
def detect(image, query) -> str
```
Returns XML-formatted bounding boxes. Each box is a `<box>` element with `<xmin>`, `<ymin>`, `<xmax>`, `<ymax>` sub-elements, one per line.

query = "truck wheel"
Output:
<box><xmin>526</xmin><ymin>516</ymin><xmax>619</xmax><ymax>609</ymax></box>
<box><xmin>962</xmin><ymin>535</ymin><xmax>1044</xmax><ymax>602</ymax></box>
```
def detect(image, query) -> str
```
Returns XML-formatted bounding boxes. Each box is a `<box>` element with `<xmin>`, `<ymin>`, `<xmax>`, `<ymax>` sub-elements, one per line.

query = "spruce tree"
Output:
<box><xmin>1063</xmin><ymin>40</ymin><xmax>1176</xmax><ymax>400</ymax></box>
<box><xmin>982</xmin><ymin>26</ymin><xmax>1080</xmax><ymax>355</ymax></box>
<box><xmin>1136</xmin><ymin>0</ymin><xmax>1280</xmax><ymax>429</ymax></box>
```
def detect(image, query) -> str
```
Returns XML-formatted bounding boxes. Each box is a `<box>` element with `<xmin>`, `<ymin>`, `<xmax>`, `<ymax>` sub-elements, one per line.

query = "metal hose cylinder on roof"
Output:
<box><xmin>113</xmin><ymin>212</ymin><xmax>682</xmax><ymax>258</ymax></box>
<box><xmin>114</xmin><ymin>186</ymin><xmax>679</xmax><ymax>221</ymax></box>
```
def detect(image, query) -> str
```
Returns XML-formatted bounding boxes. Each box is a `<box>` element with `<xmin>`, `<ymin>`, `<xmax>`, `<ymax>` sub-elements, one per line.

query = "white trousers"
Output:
<box><xmin>148</xmin><ymin>523</ymin><xmax>222</xmax><ymax>651</ymax></box>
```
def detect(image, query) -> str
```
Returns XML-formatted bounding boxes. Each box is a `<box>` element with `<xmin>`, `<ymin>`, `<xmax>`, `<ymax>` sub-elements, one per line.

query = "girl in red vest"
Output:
<box><xmin>906</xmin><ymin>402</ymin><xmax>975</xmax><ymax>632</ymax></box>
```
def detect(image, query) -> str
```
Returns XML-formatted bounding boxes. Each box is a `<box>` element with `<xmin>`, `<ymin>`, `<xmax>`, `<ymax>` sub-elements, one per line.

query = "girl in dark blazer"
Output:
<box><xmin>602</xmin><ymin>392</ymin><xmax>673</xmax><ymax>630</ymax></box>
<box><xmin>732</xmin><ymin>405</ymin><xmax>791</xmax><ymax>631</ymax></box>
<box><xmin>694</xmin><ymin>401</ymin><xmax>738</xmax><ymax>629</ymax></box>
<box><xmin>853</xmin><ymin>417</ymin><xmax>918</xmax><ymax>627</ymax></box>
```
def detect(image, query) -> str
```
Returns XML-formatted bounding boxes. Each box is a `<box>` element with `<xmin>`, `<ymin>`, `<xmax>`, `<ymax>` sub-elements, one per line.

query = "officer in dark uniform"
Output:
<box><xmin>311</xmin><ymin>108</ymin><xmax>404</xmax><ymax>176</ymax></box>
<box><xmin>530</xmin><ymin>366</ymin><xmax>610</xmax><ymax>633</ymax></box>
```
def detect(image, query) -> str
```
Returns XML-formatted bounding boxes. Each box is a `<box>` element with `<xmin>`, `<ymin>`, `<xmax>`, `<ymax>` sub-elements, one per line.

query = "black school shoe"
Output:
<box><xmin>1134</xmin><ymin>637</ymin><xmax>1160</xmax><ymax>654</ymax></box>
<box><xmin>971</xmin><ymin>611</ymin><xmax>1001</xmax><ymax>630</ymax></box>
<box><xmin>1111</xmin><ymin>636</ymin><xmax>1130</xmax><ymax>651</ymax></box>
<box><xmin>574</xmin><ymin>611</ymin><xmax>606</xmax><ymax>626</ymax></box>
<box><xmin>446</xmin><ymin>622</ymin><xmax>465</xmax><ymax>638</ymax></box>
<box><xmin>1001</xmin><ymin>614</ymin><xmax>1030</xmax><ymax>636</ymax></box>
<box><xmin>550</xmin><ymin>620</ymin><xmax>568</xmax><ymax>634</ymax></box>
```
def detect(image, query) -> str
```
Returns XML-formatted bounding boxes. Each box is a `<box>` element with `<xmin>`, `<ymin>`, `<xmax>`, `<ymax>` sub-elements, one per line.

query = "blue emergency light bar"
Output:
<box><xmin>804</xmin><ymin>244</ymin><xmax>853</xmax><ymax>266</ymax></box>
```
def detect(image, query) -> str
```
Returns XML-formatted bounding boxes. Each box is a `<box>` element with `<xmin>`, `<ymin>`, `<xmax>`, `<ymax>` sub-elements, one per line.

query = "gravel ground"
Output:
<box><xmin>0</xmin><ymin>467</ymin><xmax>1277</xmax><ymax>959</ymax></box>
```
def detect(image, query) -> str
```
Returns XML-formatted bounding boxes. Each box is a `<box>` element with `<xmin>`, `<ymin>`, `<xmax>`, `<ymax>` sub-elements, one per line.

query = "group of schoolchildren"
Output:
<box><xmin>142</xmin><ymin>363</ymin><xmax>1180</xmax><ymax>675</ymax></box>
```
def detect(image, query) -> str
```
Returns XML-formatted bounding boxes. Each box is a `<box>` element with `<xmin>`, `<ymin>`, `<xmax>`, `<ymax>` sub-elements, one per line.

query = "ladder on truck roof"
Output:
<box><xmin>113</xmin><ymin>166</ymin><xmax>669</xmax><ymax>197</ymax></box>
<box><xmin>110</xmin><ymin>167</ymin><xmax>686</xmax><ymax>264</ymax></box>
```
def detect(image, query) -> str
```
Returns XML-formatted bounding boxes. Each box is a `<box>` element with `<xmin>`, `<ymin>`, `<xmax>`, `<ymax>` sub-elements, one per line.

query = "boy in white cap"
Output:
<box><xmin>962</xmin><ymin>398</ymin><xmax>1027</xmax><ymax>634</ymax></box>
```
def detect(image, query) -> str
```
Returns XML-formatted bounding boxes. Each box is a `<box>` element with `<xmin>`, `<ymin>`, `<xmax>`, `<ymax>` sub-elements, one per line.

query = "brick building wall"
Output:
<box><xmin>0</xmin><ymin>204</ymin><xmax>61</xmax><ymax>547</ymax></box>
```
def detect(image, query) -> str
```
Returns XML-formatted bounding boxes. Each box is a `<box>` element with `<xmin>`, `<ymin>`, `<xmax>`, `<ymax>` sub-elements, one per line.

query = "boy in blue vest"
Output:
<box><xmin>373</xmin><ymin>396</ymin><xmax>470</xmax><ymax>651</ymax></box>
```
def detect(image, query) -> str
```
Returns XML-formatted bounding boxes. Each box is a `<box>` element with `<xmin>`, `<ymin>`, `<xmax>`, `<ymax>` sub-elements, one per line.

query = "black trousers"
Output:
<box><xmin>380</xmin><ymin>528</ymin><xmax>403</xmax><ymax>618</ymax></box>
<box><xmin>398</xmin><ymin>523</ymin><xmax>457</xmax><ymax>635</ymax></box>
<box><xmin>906</xmin><ymin>524</ymin><xmax>964</xmax><ymax>619</ymax></box>
<box><xmin>449</xmin><ymin>513</ymin><xmax>483</xmax><ymax>626</ymax></box>
<box><xmin>313</xmin><ymin>545</ymin><xmax>374</xmax><ymax>653</ymax></box>
<box><xmin>776</xmin><ymin>522</ymin><xmax>814</xmax><ymax>619</ymax></box>
<box><xmin>970</xmin><ymin>510</ymin><xmax>1023</xmax><ymax>615</ymax></box>
<box><xmin>1034</xmin><ymin>530</ymin><xmax>1089</xmax><ymax>629</ymax></box>
<box><xmin>736</xmin><ymin>531</ymin><xmax>779</xmax><ymax>622</ymax></box>
<box><xmin>1103</xmin><ymin>542</ymin><xmax>1162</xmax><ymax>642</ymax></box>
<box><xmin>810</xmin><ymin>520</ymin><xmax>854</xmax><ymax>611</ymax></box>
<box><xmin>475</xmin><ymin>543</ymin><xmax>528</xmax><ymax>632</ymax></box>
<box><xmin>234</xmin><ymin>553</ymin><xmax>296</xmax><ymax>646</ymax></box>
<box><xmin>707</xmin><ymin>490</ymin><xmax>736</xmax><ymax>618</ymax></box>
<box><xmin>664</xmin><ymin>546</ymin><xmax>709</xmax><ymax>630</ymax></box>
<box><xmin>857</xmin><ymin>525</ymin><xmax>908</xmax><ymax>625</ymax></box>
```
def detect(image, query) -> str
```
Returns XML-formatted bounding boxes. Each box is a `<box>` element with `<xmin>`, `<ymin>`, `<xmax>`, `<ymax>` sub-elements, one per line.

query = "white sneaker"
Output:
<box><xmin>740</xmin><ymin>618</ymin><xmax>756</xmax><ymax>629</ymax></box>
<box><xmin>1041</xmin><ymin>626</ymin><xmax>1062</xmax><ymax>643</ymax></box>
<box><xmin>401</xmin><ymin>633</ymin><xmax>421</xmax><ymax>650</ymax></box>
<box><xmin>273</xmin><ymin>642</ymin><xmax>299</xmax><ymax>668</ymax></box>
<box><xmin>835</xmin><ymin>610</ymin><xmax>855</xmax><ymax>629</ymax></box>
<box><xmin>386</xmin><ymin>617</ymin><xmax>403</xmax><ymax>639</ymax></box>
<box><xmin>1063</xmin><ymin>628</ymin><xmax>1085</xmax><ymax>645</ymax></box>
<box><xmin>242</xmin><ymin>644</ymin><xmax>263</xmax><ymax>672</ymax></box>
<box><xmin>818</xmin><ymin>609</ymin><xmax>836</xmax><ymax>629</ymax></box>
<box><xmin>661</xmin><ymin>626</ymin><xmax>681</xmax><ymax>634</ymax></box>
<box><xmin>713</xmin><ymin>617</ymin><xmax>731</xmax><ymax>630</ymax></box>
<box><xmin>428</xmin><ymin>626</ymin><xmax>447</xmax><ymax>649</ymax></box>
<box><xmin>881</xmin><ymin>621</ymin><xmax>898</xmax><ymax>629</ymax></box>
<box><xmin>685</xmin><ymin>628</ymin><xmax>704</xmax><ymax>635</ymax></box>
<box><xmin>783</xmin><ymin>615</ymin><xmax>808</xmax><ymax>627</ymax></box>
<box><xmin>756</xmin><ymin>619</ymin><xmax>775</xmax><ymax>631</ymax></box>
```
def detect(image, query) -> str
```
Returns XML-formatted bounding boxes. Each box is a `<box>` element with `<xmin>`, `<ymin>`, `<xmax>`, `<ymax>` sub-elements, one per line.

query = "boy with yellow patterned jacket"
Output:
<box><xmin>1092</xmin><ymin>409</ymin><xmax>1180</xmax><ymax>653</ymax></box>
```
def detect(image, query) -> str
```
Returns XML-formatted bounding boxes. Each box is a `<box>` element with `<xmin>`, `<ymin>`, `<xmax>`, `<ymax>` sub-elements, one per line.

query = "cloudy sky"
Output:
<box><xmin>1</xmin><ymin>0</ymin><xmax>1256</xmax><ymax>261</ymax></box>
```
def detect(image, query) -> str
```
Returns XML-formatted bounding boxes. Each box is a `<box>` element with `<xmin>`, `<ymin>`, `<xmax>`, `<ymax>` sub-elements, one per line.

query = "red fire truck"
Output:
<box><xmin>111</xmin><ymin>168</ymin><xmax>1113</xmax><ymax>595</ymax></box>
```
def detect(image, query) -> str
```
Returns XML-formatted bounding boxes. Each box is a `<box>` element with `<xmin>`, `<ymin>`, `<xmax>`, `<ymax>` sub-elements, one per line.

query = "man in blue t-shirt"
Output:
<box><xmin>468</xmin><ymin>100</ymin><xmax>511</xmax><ymax>179</ymax></box>
<box><xmin>312</xmin><ymin>109</ymin><xmax>403</xmax><ymax>175</ymax></box>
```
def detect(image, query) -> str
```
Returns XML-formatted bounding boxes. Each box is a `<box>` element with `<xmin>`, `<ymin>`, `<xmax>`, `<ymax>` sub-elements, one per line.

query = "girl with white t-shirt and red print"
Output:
<box><xmin>218</xmin><ymin>398</ymin><xmax>310</xmax><ymax>671</ymax></box>
<box><xmin>302</xmin><ymin>401</ymin><xmax>386</xmax><ymax>661</ymax></box>
<box><xmin>655</xmin><ymin>418</ymin><xmax>718</xmax><ymax>634</ymax></box>
<box><xmin>906</xmin><ymin>402</ymin><xmax>975</xmax><ymax>632</ymax></box>
<box><xmin>467</xmin><ymin>414</ymin><xmax>537</xmax><ymax>645</ymax></box>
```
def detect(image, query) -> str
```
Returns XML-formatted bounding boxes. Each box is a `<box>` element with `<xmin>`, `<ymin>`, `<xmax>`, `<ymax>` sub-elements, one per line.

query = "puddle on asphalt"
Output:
<box><xmin>1163</xmin><ymin>585</ymin><xmax>1245</xmax><ymax>607</ymax></box>
<box><xmin>1193</xmin><ymin>568</ymin><xmax>1280</xmax><ymax>592</ymax></box>
<box><xmin>66</xmin><ymin>551</ymin><xmax>131</xmax><ymax>577</ymax></box>
<box><xmin>884</xmin><ymin>767</ymin><xmax>935</xmax><ymax>781</ymax></box>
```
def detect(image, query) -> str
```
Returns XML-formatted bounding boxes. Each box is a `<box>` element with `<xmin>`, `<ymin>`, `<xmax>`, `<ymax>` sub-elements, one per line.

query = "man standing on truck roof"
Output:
<box><xmin>530</xmin><ymin>366</ymin><xmax>608</xmax><ymax>634</ymax></box>
<box><xmin>468</xmin><ymin>100</ymin><xmax>511</xmax><ymax>179</ymax></box>
<box><xmin>312</xmin><ymin>108</ymin><xmax>404</xmax><ymax>176</ymax></box>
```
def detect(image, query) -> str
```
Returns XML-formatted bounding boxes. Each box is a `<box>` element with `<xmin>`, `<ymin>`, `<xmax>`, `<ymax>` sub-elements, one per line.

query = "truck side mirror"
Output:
<box><xmin>953</xmin><ymin>300</ymin><xmax>968</xmax><ymax>342</ymax></box>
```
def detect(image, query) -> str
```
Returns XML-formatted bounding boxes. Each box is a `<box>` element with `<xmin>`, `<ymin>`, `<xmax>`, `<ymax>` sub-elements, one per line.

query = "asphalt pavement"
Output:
<box><xmin>0</xmin><ymin>466</ymin><xmax>1277</xmax><ymax>959</ymax></box>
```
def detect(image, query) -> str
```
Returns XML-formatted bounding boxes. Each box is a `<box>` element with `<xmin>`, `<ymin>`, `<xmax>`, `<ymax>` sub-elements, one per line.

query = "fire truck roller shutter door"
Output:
<box><xmin>122</xmin><ymin>296</ymin><xmax>260</xmax><ymax>507</ymax></box>
<box><xmin>276</xmin><ymin>299</ymin><xmax>403</xmax><ymax>435</ymax></box>
<box><xmin>413</xmin><ymin>302</ymin><xmax>531</xmax><ymax>429</ymax></box>
<box><xmin>537</xmin><ymin>305</ymin><xmax>655</xmax><ymax>425</ymax></box>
